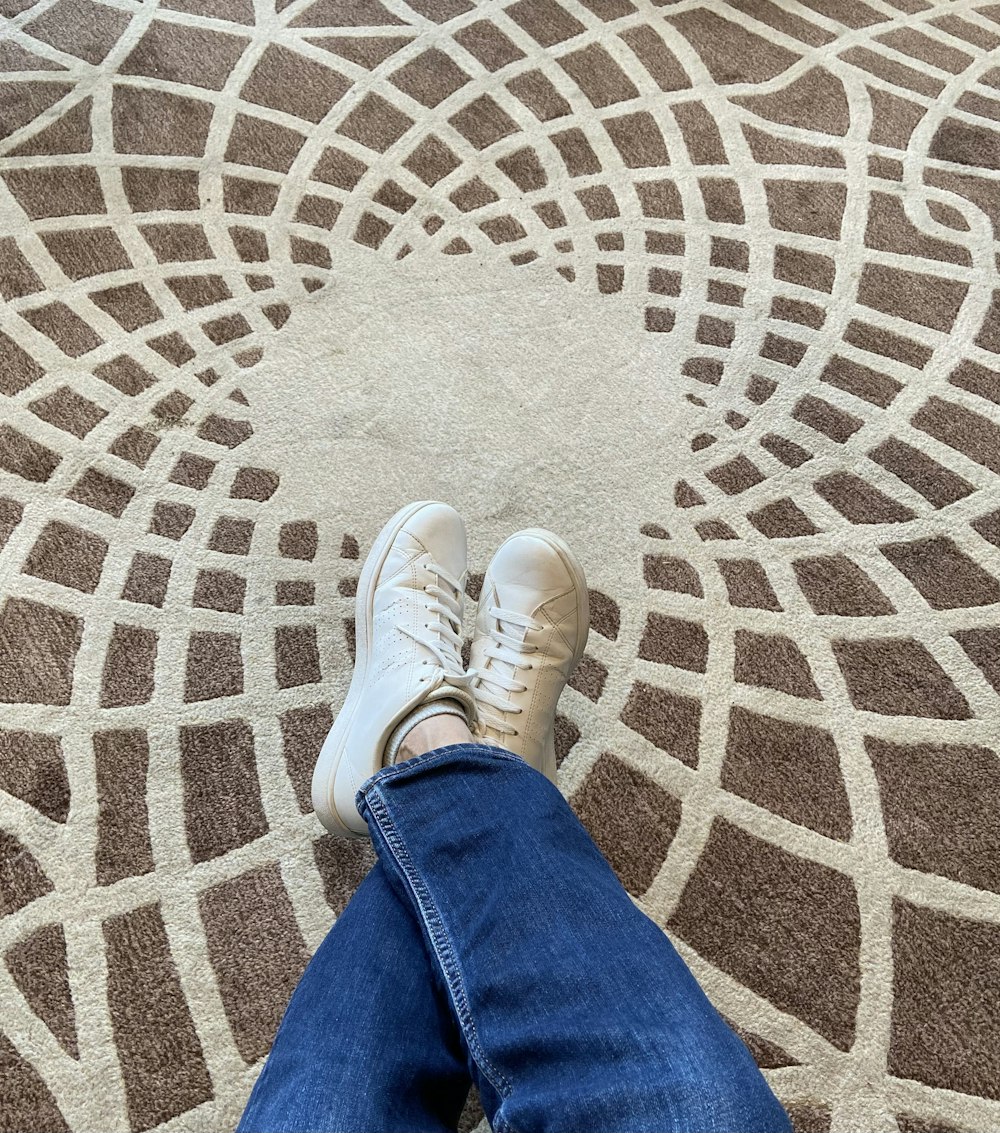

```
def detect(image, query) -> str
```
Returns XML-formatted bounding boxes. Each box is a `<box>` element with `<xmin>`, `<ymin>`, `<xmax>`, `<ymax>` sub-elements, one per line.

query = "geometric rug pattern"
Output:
<box><xmin>1</xmin><ymin>1</ymin><xmax>999</xmax><ymax>1130</ymax></box>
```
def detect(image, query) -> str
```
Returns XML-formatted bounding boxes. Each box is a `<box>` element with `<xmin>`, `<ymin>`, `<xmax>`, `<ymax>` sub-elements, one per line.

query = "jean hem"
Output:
<box><xmin>354</xmin><ymin>742</ymin><xmax>526</xmax><ymax>812</ymax></box>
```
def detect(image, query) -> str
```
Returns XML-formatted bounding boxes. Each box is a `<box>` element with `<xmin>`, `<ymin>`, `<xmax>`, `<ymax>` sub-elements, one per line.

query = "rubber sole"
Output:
<box><xmin>311</xmin><ymin>500</ymin><xmax>442</xmax><ymax>838</ymax></box>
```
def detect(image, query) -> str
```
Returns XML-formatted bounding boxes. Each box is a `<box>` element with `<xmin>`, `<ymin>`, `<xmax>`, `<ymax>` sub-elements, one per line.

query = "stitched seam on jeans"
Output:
<box><xmin>493</xmin><ymin>1111</ymin><xmax>517</xmax><ymax>1133</ymax></box>
<box><xmin>365</xmin><ymin>786</ymin><xmax>515</xmax><ymax>1102</ymax></box>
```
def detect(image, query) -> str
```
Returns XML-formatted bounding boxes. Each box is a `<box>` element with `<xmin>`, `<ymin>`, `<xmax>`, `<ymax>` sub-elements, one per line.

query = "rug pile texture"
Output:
<box><xmin>1</xmin><ymin>0</ymin><xmax>999</xmax><ymax>1130</ymax></box>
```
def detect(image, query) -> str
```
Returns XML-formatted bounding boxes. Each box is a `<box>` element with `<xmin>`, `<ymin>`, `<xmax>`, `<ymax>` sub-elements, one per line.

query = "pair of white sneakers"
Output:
<box><xmin>311</xmin><ymin>500</ymin><xmax>590</xmax><ymax>839</ymax></box>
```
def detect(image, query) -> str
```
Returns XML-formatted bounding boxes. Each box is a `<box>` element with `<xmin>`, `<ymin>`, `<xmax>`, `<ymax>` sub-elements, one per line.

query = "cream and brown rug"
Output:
<box><xmin>2</xmin><ymin>1</ymin><xmax>999</xmax><ymax>1130</ymax></box>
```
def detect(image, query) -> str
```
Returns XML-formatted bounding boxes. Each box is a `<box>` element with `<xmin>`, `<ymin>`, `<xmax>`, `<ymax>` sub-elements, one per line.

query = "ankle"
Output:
<box><xmin>397</xmin><ymin>704</ymin><xmax>473</xmax><ymax>762</ymax></box>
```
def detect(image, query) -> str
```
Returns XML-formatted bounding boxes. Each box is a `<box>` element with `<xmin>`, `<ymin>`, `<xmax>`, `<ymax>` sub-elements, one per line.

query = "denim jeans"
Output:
<box><xmin>237</xmin><ymin>743</ymin><xmax>792</xmax><ymax>1133</ymax></box>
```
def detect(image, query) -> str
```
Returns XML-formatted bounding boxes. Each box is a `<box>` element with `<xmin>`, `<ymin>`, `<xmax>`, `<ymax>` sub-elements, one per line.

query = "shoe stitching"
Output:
<box><xmin>545</xmin><ymin>601</ymin><xmax>579</xmax><ymax>658</ymax></box>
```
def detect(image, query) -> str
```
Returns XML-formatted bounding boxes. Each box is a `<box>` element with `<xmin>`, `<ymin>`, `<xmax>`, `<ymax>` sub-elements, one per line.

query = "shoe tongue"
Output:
<box><xmin>481</xmin><ymin>556</ymin><xmax>561</xmax><ymax>692</ymax></box>
<box><xmin>485</xmin><ymin>582</ymin><xmax>539</xmax><ymax>686</ymax></box>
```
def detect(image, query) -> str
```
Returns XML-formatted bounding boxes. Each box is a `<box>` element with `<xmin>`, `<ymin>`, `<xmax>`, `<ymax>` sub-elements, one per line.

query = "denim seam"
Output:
<box><xmin>363</xmin><ymin>785</ymin><xmax>516</xmax><ymax>1109</ymax></box>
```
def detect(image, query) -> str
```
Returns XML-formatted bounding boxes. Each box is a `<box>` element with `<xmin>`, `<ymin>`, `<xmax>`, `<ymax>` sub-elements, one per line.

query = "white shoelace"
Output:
<box><xmin>473</xmin><ymin>605</ymin><xmax>543</xmax><ymax>737</ymax></box>
<box><xmin>397</xmin><ymin>559</ymin><xmax>477</xmax><ymax>696</ymax></box>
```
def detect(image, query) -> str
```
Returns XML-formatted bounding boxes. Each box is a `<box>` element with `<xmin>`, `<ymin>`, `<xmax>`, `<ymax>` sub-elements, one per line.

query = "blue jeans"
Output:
<box><xmin>237</xmin><ymin>744</ymin><xmax>792</xmax><ymax>1133</ymax></box>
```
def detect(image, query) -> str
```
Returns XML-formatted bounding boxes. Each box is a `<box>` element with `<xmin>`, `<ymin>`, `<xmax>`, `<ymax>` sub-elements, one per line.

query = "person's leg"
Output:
<box><xmin>236</xmin><ymin>857</ymin><xmax>472</xmax><ymax>1133</ymax></box>
<box><xmin>356</xmin><ymin>742</ymin><xmax>792</xmax><ymax>1133</ymax></box>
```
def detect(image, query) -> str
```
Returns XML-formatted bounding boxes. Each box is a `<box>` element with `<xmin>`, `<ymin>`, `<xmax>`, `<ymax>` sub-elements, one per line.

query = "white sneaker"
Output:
<box><xmin>312</xmin><ymin>501</ymin><xmax>478</xmax><ymax>839</ymax></box>
<box><xmin>469</xmin><ymin>529</ymin><xmax>589</xmax><ymax>783</ymax></box>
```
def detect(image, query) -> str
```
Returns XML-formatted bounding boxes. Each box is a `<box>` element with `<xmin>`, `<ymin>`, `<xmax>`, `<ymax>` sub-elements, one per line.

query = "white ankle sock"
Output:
<box><xmin>383</xmin><ymin>699</ymin><xmax>469</xmax><ymax>766</ymax></box>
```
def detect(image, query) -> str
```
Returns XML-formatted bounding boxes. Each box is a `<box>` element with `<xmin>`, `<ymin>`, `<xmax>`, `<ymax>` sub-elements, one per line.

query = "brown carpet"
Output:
<box><xmin>2</xmin><ymin>1</ymin><xmax>1000</xmax><ymax>1130</ymax></box>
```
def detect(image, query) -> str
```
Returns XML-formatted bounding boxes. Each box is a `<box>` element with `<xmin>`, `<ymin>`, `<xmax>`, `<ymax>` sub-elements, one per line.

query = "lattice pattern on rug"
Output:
<box><xmin>1</xmin><ymin>1</ymin><xmax>999</xmax><ymax>1131</ymax></box>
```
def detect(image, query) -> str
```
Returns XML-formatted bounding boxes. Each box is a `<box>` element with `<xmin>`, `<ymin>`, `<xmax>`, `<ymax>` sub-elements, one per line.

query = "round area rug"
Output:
<box><xmin>1</xmin><ymin>1</ymin><xmax>999</xmax><ymax>1131</ymax></box>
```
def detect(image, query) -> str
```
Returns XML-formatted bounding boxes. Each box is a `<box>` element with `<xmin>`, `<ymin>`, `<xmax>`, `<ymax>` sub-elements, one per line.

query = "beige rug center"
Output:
<box><xmin>252</xmin><ymin>241</ymin><xmax>684</xmax><ymax>584</ymax></box>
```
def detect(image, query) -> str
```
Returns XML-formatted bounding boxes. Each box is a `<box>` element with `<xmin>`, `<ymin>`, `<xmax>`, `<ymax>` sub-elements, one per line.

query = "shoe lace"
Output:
<box><xmin>398</xmin><ymin>559</ymin><xmax>477</xmax><ymax>696</ymax></box>
<box><xmin>473</xmin><ymin>605</ymin><xmax>543</xmax><ymax>737</ymax></box>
